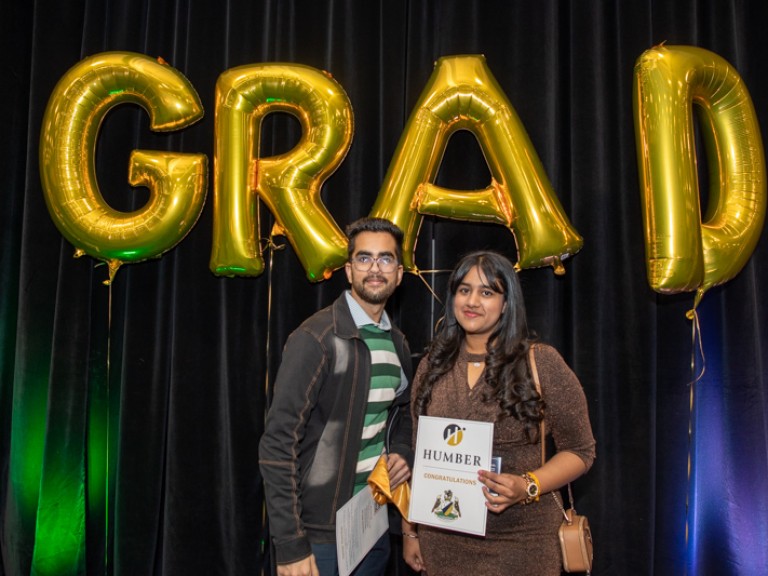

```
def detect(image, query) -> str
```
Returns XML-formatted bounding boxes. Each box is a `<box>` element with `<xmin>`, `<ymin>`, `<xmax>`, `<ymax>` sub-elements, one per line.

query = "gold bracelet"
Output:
<box><xmin>403</xmin><ymin>532</ymin><xmax>419</xmax><ymax>539</ymax></box>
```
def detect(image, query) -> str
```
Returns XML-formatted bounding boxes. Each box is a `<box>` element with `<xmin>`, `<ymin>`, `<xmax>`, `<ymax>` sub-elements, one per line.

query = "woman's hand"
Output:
<box><xmin>477</xmin><ymin>470</ymin><xmax>527</xmax><ymax>512</ymax></box>
<box><xmin>402</xmin><ymin>520</ymin><xmax>425</xmax><ymax>572</ymax></box>
<box><xmin>403</xmin><ymin>533</ymin><xmax>425</xmax><ymax>572</ymax></box>
<box><xmin>478</xmin><ymin>452</ymin><xmax>589</xmax><ymax>512</ymax></box>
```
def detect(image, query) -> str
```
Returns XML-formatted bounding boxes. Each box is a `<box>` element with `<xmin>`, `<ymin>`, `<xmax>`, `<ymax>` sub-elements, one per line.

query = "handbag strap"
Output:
<box><xmin>528</xmin><ymin>346</ymin><xmax>574</xmax><ymax>521</ymax></box>
<box><xmin>528</xmin><ymin>346</ymin><xmax>546</xmax><ymax>467</ymax></box>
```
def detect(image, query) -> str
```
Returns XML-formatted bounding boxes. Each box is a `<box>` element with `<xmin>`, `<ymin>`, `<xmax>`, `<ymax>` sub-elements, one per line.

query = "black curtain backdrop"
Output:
<box><xmin>2</xmin><ymin>1</ymin><xmax>768</xmax><ymax>575</ymax></box>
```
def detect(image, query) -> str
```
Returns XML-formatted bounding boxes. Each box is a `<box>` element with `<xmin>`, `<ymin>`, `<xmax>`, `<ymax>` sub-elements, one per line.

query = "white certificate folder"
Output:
<box><xmin>408</xmin><ymin>416</ymin><xmax>494</xmax><ymax>536</ymax></box>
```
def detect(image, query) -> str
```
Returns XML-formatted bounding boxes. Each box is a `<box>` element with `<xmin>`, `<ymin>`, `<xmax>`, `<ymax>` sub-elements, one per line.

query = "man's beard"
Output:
<box><xmin>353</xmin><ymin>274</ymin><xmax>396</xmax><ymax>304</ymax></box>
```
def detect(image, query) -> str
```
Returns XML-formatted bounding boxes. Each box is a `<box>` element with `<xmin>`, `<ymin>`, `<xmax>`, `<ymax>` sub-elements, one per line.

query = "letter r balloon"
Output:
<box><xmin>633</xmin><ymin>45</ymin><xmax>766</xmax><ymax>307</ymax></box>
<box><xmin>210</xmin><ymin>64</ymin><xmax>353</xmax><ymax>281</ymax></box>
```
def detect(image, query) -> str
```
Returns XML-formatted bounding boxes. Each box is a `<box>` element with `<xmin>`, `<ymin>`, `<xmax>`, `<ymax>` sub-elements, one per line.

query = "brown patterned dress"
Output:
<box><xmin>411</xmin><ymin>344</ymin><xmax>596</xmax><ymax>576</ymax></box>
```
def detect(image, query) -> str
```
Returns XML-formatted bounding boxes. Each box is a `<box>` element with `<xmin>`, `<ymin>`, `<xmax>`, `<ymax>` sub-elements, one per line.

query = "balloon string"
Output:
<box><xmin>260</xmin><ymin>229</ymin><xmax>280</xmax><ymax>576</ymax></box>
<box><xmin>688</xmin><ymin>310</ymin><xmax>706</xmax><ymax>386</ymax></box>
<box><xmin>260</xmin><ymin>202</ymin><xmax>271</xmax><ymax>576</ymax></box>
<box><xmin>684</xmin><ymin>309</ymin><xmax>705</xmax><ymax>576</ymax></box>
<box><xmin>260</xmin><ymin>236</ymin><xmax>286</xmax><ymax>254</ymax></box>
<box><xmin>257</xmin><ymin>231</ymin><xmax>299</xmax><ymax>573</ymax></box>
<box><xmin>410</xmin><ymin>268</ymin><xmax>452</xmax><ymax>307</ymax></box>
<box><xmin>263</xmin><ymin>237</ymin><xmax>276</xmax><ymax>413</ymax></box>
<box><xmin>105</xmin><ymin>277</ymin><xmax>113</xmax><ymax>575</ymax></box>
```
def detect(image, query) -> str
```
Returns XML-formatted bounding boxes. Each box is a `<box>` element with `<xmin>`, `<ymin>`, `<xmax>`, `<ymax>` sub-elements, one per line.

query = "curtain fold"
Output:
<box><xmin>3</xmin><ymin>1</ymin><xmax>768</xmax><ymax>575</ymax></box>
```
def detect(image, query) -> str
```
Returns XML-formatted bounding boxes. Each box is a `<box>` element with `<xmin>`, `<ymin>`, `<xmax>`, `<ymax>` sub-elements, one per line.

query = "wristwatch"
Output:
<box><xmin>521</xmin><ymin>473</ymin><xmax>540</xmax><ymax>504</ymax></box>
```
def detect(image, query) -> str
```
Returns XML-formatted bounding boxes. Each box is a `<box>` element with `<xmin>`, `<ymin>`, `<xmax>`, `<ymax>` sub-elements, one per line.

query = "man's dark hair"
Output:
<box><xmin>345</xmin><ymin>217</ymin><xmax>404</xmax><ymax>262</ymax></box>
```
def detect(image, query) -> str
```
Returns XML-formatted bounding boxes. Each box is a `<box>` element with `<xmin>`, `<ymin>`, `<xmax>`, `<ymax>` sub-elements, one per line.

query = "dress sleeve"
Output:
<box><xmin>534</xmin><ymin>344</ymin><xmax>596</xmax><ymax>470</ymax></box>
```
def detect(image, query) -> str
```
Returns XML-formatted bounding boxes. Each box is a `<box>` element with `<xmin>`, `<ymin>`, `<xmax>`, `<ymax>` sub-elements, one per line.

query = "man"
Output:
<box><xmin>259</xmin><ymin>217</ymin><xmax>413</xmax><ymax>576</ymax></box>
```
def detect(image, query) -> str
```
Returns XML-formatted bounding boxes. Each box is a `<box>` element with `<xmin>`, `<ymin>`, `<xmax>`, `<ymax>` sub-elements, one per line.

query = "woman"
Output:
<box><xmin>403</xmin><ymin>251</ymin><xmax>595</xmax><ymax>575</ymax></box>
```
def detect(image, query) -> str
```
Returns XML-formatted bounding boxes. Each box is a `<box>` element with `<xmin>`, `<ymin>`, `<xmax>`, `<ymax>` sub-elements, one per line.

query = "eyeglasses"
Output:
<box><xmin>350</xmin><ymin>254</ymin><xmax>399</xmax><ymax>272</ymax></box>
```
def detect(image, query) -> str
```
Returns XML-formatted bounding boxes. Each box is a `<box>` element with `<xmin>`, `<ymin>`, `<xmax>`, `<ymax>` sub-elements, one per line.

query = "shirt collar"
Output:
<box><xmin>344</xmin><ymin>290</ymin><xmax>392</xmax><ymax>331</ymax></box>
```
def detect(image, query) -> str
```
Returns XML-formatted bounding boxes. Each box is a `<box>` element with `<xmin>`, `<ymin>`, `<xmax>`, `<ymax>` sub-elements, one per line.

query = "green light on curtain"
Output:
<box><xmin>31</xmin><ymin>472</ymin><xmax>86</xmax><ymax>575</ymax></box>
<box><xmin>87</xmin><ymin>370</ymin><xmax>109</xmax><ymax>512</ymax></box>
<box><xmin>9</xmin><ymin>376</ymin><xmax>48</xmax><ymax>519</ymax></box>
<box><xmin>87</xmin><ymin>364</ymin><xmax>114</xmax><ymax>570</ymax></box>
<box><xmin>29</xmin><ymin>377</ymin><xmax>88</xmax><ymax>575</ymax></box>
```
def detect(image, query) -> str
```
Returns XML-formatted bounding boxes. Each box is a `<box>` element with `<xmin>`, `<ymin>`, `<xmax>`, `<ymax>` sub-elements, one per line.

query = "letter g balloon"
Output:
<box><xmin>40</xmin><ymin>52</ymin><xmax>208</xmax><ymax>283</ymax></box>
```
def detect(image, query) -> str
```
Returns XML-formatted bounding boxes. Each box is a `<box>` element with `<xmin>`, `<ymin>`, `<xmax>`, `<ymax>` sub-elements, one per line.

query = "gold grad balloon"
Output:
<box><xmin>39</xmin><ymin>52</ymin><xmax>208</xmax><ymax>283</ymax></box>
<box><xmin>371</xmin><ymin>54</ymin><xmax>582</xmax><ymax>274</ymax></box>
<box><xmin>633</xmin><ymin>45</ymin><xmax>766</xmax><ymax>307</ymax></box>
<box><xmin>210</xmin><ymin>64</ymin><xmax>353</xmax><ymax>281</ymax></box>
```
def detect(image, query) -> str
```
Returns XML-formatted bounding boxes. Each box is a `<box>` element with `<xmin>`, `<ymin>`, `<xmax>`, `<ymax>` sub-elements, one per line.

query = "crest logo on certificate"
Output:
<box><xmin>408</xmin><ymin>416</ymin><xmax>494</xmax><ymax>536</ymax></box>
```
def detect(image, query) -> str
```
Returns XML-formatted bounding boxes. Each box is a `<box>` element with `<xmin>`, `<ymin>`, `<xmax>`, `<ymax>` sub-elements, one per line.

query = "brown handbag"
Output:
<box><xmin>554</xmin><ymin>485</ymin><xmax>593</xmax><ymax>574</ymax></box>
<box><xmin>529</xmin><ymin>347</ymin><xmax>594</xmax><ymax>575</ymax></box>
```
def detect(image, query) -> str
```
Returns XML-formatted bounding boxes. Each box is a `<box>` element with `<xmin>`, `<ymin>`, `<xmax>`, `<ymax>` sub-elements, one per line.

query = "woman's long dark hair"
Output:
<box><xmin>414</xmin><ymin>251</ymin><xmax>544</xmax><ymax>441</ymax></box>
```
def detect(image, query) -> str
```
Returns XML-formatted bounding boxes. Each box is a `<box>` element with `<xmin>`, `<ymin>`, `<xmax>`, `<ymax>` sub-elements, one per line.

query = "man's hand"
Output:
<box><xmin>276</xmin><ymin>555</ymin><xmax>320</xmax><ymax>576</ymax></box>
<box><xmin>387</xmin><ymin>453</ymin><xmax>411</xmax><ymax>489</ymax></box>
